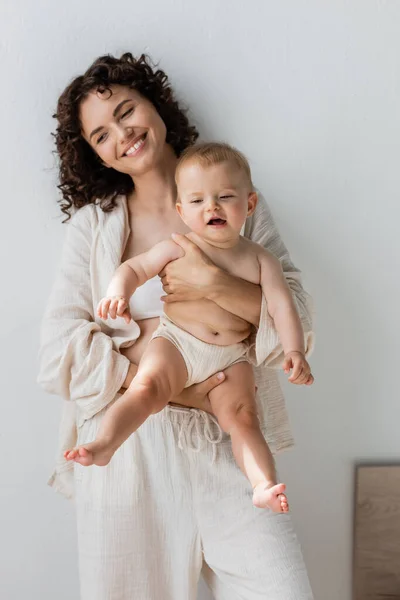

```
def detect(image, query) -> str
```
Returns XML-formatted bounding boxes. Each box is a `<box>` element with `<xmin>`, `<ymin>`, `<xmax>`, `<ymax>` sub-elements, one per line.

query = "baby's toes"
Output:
<box><xmin>74</xmin><ymin>447</ymin><xmax>94</xmax><ymax>466</ymax></box>
<box><xmin>64</xmin><ymin>448</ymin><xmax>77</xmax><ymax>461</ymax></box>
<box><xmin>280</xmin><ymin>494</ymin><xmax>289</xmax><ymax>512</ymax></box>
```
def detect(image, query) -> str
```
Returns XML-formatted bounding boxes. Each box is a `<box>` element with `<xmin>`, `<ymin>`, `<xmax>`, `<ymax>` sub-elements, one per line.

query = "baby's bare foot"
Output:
<box><xmin>252</xmin><ymin>482</ymin><xmax>289</xmax><ymax>512</ymax></box>
<box><xmin>64</xmin><ymin>439</ymin><xmax>116</xmax><ymax>467</ymax></box>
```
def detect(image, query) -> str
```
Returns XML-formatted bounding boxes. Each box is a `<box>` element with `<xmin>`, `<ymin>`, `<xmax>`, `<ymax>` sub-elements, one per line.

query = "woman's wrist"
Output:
<box><xmin>206</xmin><ymin>268</ymin><xmax>262</xmax><ymax>327</ymax></box>
<box><xmin>205</xmin><ymin>266</ymin><xmax>228</xmax><ymax>301</ymax></box>
<box><xmin>171</xmin><ymin>387</ymin><xmax>212</xmax><ymax>413</ymax></box>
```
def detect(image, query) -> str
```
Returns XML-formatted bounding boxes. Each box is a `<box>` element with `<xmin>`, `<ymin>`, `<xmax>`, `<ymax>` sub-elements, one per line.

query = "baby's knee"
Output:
<box><xmin>218</xmin><ymin>401</ymin><xmax>259</xmax><ymax>434</ymax></box>
<box><xmin>134</xmin><ymin>372</ymin><xmax>171</xmax><ymax>413</ymax></box>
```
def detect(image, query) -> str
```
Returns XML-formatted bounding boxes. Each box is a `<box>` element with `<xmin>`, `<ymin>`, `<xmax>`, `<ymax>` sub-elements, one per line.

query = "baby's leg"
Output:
<box><xmin>208</xmin><ymin>361</ymin><xmax>288</xmax><ymax>513</ymax></box>
<box><xmin>65</xmin><ymin>338</ymin><xmax>187</xmax><ymax>467</ymax></box>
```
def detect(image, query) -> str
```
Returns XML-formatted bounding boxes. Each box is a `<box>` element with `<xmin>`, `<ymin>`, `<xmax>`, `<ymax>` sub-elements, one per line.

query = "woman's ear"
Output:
<box><xmin>247</xmin><ymin>192</ymin><xmax>258</xmax><ymax>217</ymax></box>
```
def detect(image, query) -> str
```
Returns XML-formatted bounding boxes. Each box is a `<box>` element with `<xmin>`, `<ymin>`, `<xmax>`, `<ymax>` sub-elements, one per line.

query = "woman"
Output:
<box><xmin>39</xmin><ymin>52</ymin><xmax>315</xmax><ymax>599</ymax></box>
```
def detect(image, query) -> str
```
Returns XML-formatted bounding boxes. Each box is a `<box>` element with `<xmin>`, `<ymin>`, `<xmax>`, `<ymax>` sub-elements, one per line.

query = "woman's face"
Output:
<box><xmin>79</xmin><ymin>85</ymin><xmax>169</xmax><ymax>177</ymax></box>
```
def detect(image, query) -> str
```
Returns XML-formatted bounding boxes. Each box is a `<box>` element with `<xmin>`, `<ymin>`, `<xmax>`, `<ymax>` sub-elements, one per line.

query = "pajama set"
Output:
<box><xmin>38</xmin><ymin>193</ymin><xmax>315</xmax><ymax>599</ymax></box>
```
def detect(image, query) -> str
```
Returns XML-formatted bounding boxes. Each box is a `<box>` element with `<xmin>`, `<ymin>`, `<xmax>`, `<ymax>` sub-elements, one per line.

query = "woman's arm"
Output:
<box><xmin>38</xmin><ymin>208</ymin><xmax>131</xmax><ymax>422</ymax></box>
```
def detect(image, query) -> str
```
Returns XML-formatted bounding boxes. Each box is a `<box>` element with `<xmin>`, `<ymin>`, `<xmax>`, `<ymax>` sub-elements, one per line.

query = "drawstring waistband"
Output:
<box><xmin>165</xmin><ymin>407</ymin><xmax>223</xmax><ymax>464</ymax></box>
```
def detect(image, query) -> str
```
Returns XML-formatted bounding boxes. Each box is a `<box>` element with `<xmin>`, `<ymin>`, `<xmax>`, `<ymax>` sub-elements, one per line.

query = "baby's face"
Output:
<box><xmin>176</xmin><ymin>161</ymin><xmax>256</xmax><ymax>245</ymax></box>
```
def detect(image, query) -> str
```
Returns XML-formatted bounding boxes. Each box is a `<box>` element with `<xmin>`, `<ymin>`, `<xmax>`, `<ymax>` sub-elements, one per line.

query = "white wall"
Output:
<box><xmin>1</xmin><ymin>1</ymin><xmax>399</xmax><ymax>598</ymax></box>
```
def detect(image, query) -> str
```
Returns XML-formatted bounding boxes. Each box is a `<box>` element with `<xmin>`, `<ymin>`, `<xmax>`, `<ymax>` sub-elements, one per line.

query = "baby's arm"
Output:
<box><xmin>258</xmin><ymin>250</ymin><xmax>313</xmax><ymax>385</ymax></box>
<box><xmin>98</xmin><ymin>239</ymin><xmax>184</xmax><ymax>322</ymax></box>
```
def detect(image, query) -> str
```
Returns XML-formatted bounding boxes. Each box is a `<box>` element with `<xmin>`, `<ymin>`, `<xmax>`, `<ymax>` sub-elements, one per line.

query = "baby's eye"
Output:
<box><xmin>191</xmin><ymin>199</ymin><xmax>203</xmax><ymax>203</ymax></box>
<box><xmin>220</xmin><ymin>195</ymin><xmax>233</xmax><ymax>199</ymax></box>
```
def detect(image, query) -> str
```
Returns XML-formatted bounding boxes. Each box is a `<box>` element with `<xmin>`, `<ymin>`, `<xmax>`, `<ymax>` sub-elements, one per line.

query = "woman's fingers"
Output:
<box><xmin>160</xmin><ymin>293</ymin><xmax>184</xmax><ymax>304</ymax></box>
<box><xmin>188</xmin><ymin>372</ymin><xmax>225</xmax><ymax>413</ymax></box>
<box><xmin>171</xmin><ymin>232</ymin><xmax>198</xmax><ymax>252</ymax></box>
<box><xmin>198</xmin><ymin>371</ymin><xmax>225</xmax><ymax>395</ymax></box>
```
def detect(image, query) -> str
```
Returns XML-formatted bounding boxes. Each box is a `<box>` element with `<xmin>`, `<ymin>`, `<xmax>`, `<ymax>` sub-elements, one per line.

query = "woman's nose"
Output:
<box><xmin>117</xmin><ymin>124</ymin><xmax>134</xmax><ymax>143</ymax></box>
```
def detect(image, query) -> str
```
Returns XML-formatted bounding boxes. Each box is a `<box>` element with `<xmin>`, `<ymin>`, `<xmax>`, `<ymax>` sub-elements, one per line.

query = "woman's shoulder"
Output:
<box><xmin>244</xmin><ymin>188</ymin><xmax>274</xmax><ymax>235</ymax></box>
<box><xmin>69</xmin><ymin>203</ymin><xmax>98</xmax><ymax>228</ymax></box>
<box><xmin>69</xmin><ymin>195</ymin><xmax>126</xmax><ymax>231</ymax></box>
<box><xmin>253</xmin><ymin>189</ymin><xmax>273</xmax><ymax>220</ymax></box>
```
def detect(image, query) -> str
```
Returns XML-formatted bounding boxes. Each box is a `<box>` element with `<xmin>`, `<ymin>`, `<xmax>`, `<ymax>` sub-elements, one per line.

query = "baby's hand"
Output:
<box><xmin>97</xmin><ymin>296</ymin><xmax>132</xmax><ymax>324</ymax></box>
<box><xmin>283</xmin><ymin>351</ymin><xmax>314</xmax><ymax>386</ymax></box>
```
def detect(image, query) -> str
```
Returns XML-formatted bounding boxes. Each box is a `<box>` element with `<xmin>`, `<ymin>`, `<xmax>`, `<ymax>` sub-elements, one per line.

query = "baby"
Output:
<box><xmin>65</xmin><ymin>142</ymin><xmax>313</xmax><ymax>512</ymax></box>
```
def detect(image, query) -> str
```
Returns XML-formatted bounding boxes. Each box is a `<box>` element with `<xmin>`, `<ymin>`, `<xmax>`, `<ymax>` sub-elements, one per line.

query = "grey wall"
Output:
<box><xmin>1</xmin><ymin>1</ymin><xmax>399</xmax><ymax>599</ymax></box>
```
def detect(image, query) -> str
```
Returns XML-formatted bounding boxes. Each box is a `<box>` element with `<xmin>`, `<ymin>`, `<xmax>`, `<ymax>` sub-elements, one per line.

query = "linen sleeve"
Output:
<box><xmin>247</xmin><ymin>192</ymin><xmax>315</xmax><ymax>367</ymax></box>
<box><xmin>37</xmin><ymin>208</ymin><xmax>130</xmax><ymax>421</ymax></box>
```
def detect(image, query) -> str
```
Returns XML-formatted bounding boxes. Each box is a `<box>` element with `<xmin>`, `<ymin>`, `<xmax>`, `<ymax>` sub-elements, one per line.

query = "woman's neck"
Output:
<box><xmin>129</xmin><ymin>146</ymin><xmax>178</xmax><ymax>214</ymax></box>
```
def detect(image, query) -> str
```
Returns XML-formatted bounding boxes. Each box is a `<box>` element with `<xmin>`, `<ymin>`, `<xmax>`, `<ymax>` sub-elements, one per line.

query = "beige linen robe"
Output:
<box><xmin>38</xmin><ymin>193</ymin><xmax>314</xmax><ymax>499</ymax></box>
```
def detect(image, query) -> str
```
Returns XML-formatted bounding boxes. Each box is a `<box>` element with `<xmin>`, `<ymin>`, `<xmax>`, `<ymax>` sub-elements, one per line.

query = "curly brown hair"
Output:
<box><xmin>54</xmin><ymin>52</ymin><xmax>199</xmax><ymax>221</ymax></box>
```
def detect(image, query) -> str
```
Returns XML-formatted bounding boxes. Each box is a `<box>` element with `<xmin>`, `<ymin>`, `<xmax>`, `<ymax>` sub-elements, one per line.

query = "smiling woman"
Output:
<box><xmin>39</xmin><ymin>52</ymin><xmax>315</xmax><ymax>600</ymax></box>
<box><xmin>54</xmin><ymin>53</ymin><xmax>198</xmax><ymax>220</ymax></box>
<box><xmin>81</xmin><ymin>87</ymin><xmax>168</xmax><ymax>172</ymax></box>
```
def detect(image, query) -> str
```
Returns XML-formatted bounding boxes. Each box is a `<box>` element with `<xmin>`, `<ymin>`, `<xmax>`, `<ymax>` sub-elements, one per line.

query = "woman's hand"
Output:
<box><xmin>169</xmin><ymin>371</ymin><xmax>226</xmax><ymax>413</ymax></box>
<box><xmin>160</xmin><ymin>233</ymin><xmax>220</xmax><ymax>304</ymax></box>
<box><xmin>160</xmin><ymin>233</ymin><xmax>262</xmax><ymax>326</ymax></box>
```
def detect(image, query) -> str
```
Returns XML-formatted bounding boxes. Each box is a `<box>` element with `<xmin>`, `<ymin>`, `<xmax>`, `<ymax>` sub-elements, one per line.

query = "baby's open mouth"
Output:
<box><xmin>207</xmin><ymin>218</ymin><xmax>226</xmax><ymax>225</ymax></box>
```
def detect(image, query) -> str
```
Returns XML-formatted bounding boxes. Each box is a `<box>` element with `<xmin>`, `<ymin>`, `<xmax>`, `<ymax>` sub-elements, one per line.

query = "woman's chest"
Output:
<box><xmin>122</xmin><ymin>212</ymin><xmax>188</xmax><ymax>260</ymax></box>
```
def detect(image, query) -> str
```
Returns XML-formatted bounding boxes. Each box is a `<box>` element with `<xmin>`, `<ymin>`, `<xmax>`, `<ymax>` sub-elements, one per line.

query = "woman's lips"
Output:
<box><xmin>123</xmin><ymin>134</ymin><xmax>147</xmax><ymax>157</ymax></box>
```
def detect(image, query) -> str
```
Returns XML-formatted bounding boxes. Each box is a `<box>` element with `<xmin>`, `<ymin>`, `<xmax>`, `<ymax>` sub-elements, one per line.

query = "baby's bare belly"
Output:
<box><xmin>167</xmin><ymin>300</ymin><xmax>252</xmax><ymax>345</ymax></box>
<box><xmin>165</xmin><ymin>300</ymin><xmax>251</xmax><ymax>346</ymax></box>
<box><xmin>121</xmin><ymin>300</ymin><xmax>253</xmax><ymax>364</ymax></box>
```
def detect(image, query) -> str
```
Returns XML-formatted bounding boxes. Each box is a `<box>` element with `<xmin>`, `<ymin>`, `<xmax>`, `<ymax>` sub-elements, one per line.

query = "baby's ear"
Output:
<box><xmin>175</xmin><ymin>201</ymin><xmax>183</xmax><ymax>217</ymax></box>
<box><xmin>247</xmin><ymin>192</ymin><xmax>258</xmax><ymax>216</ymax></box>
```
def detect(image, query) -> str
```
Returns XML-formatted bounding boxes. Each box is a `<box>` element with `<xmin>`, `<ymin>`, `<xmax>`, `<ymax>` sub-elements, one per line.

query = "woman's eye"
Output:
<box><xmin>121</xmin><ymin>108</ymin><xmax>133</xmax><ymax>119</ymax></box>
<box><xmin>97</xmin><ymin>132</ymin><xmax>108</xmax><ymax>144</ymax></box>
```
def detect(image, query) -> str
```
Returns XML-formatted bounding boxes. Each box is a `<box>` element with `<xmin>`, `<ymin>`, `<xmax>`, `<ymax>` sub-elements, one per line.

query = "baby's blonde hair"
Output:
<box><xmin>176</xmin><ymin>142</ymin><xmax>253</xmax><ymax>189</ymax></box>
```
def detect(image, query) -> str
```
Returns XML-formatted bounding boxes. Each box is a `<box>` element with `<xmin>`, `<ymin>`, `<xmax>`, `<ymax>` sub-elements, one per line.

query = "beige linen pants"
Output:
<box><xmin>75</xmin><ymin>404</ymin><xmax>314</xmax><ymax>600</ymax></box>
